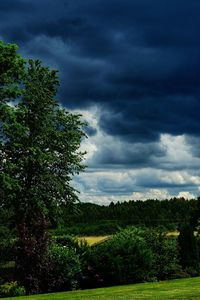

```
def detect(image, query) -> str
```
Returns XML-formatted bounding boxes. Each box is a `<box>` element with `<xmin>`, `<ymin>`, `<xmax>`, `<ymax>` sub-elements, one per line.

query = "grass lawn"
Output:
<box><xmin>4</xmin><ymin>277</ymin><xmax>200</xmax><ymax>300</ymax></box>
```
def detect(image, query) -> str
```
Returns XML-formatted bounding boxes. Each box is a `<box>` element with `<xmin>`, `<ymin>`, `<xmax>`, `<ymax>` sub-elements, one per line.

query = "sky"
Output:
<box><xmin>1</xmin><ymin>0</ymin><xmax>200</xmax><ymax>204</ymax></box>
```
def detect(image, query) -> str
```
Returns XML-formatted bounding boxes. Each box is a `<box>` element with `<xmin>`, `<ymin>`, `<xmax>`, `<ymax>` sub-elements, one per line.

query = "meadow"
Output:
<box><xmin>3</xmin><ymin>277</ymin><xmax>200</xmax><ymax>300</ymax></box>
<box><xmin>78</xmin><ymin>235</ymin><xmax>110</xmax><ymax>245</ymax></box>
<box><xmin>80</xmin><ymin>232</ymin><xmax>180</xmax><ymax>244</ymax></box>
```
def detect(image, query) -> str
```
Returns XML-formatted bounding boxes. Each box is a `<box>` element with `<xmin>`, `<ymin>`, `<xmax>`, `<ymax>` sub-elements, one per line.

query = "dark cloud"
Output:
<box><xmin>185</xmin><ymin>136</ymin><xmax>200</xmax><ymax>158</ymax></box>
<box><xmin>99</xmin><ymin>94</ymin><xmax>200</xmax><ymax>142</ymax></box>
<box><xmin>84</xmin><ymin>124</ymin><xmax>97</xmax><ymax>137</ymax></box>
<box><xmin>0</xmin><ymin>0</ymin><xmax>200</xmax><ymax>141</ymax></box>
<box><xmin>1</xmin><ymin>0</ymin><xmax>200</xmax><ymax>187</ymax></box>
<box><xmin>135</xmin><ymin>176</ymin><xmax>196</xmax><ymax>189</ymax></box>
<box><xmin>87</xmin><ymin>138</ymin><xmax>166</xmax><ymax>168</ymax></box>
<box><xmin>0</xmin><ymin>0</ymin><xmax>32</xmax><ymax>12</ymax></box>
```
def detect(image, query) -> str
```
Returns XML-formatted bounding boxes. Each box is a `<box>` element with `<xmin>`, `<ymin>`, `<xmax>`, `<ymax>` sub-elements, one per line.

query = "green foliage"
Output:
<box><xmin>0</xmin><ymin>59</ymin><xmax>86</xmax><ymax>222</ymax></box>
<box><xmin>54</xmin><ymin>235</ymin><xmax>79</xmax><ymax>248</ymax></box>
<box><xmin>53</xmin><ymin>222</ymin><xmax>120</xmax><ymax>236</ymax></box>
<box><xmin>53</xmin><ymin>234</ymin><xmax>90</xmax><ymax>276</ymax></box>
<box><xmin>86</xmin><ymin>227</ymin><xmax>181</xmax><ymax>287</ymax></box>
<box><xmin>190</xmin><ymin>196</ymin><xmax>200</xmax><ymax>229</ymax></box>
<box><xmin>0</xmin><ymin>42</ymin><xmax>86</xmax><ymax>293</ymax></box>
<box><xmin>178</xmin><ymin>223</ymin><xmax>199</xmax><ymax>274</ymax></box>
<box><xmin>0</xmin><ymin>262</ymin><xmax>15</xmax><ymax>284</ymax></box>
<box><xmin>0</xmin><ymin>209</ymin><xmax>14</xmax><ymax>263</ymax></box>
<box><xmin>90</xmin><ymin>227</ymin><xmax>154</xmax><ymax>286</ymax></box>
<box><xmin>0</xmin><ymin>40</ymin><xmax>25</xmax><ymax>102</ymax></box>
<box><xmin>0</xmin><ymin>281</ymin><xmax>26</xmax><ymax>297</ymax></box>
<box><xmin>0</xmin><ymin>227</ymin><xmax>14</xmax><ymax>263</ymax></box>
<box><xmin>60</xmin><ymin>198</ymin><xmax>197</xmax><ymax>234</ymax></box>
<box><xmin>44</xmin><ymin>243</ymin><xmax>81</xmax><ymax>292</ymax></box>
<box><xmin>143</xmin><ymin>229</ymin><xmax>181</xmax><ymax>280</ymax></box>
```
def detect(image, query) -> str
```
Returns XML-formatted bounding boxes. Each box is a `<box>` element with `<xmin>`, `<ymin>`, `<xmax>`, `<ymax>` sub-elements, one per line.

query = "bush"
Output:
<box><xmin>0</xmin><ymin>261</ymin><xmax>15</xmax><ymax>283</ymax></box>
<box><xmin>143</xmin><ymin>229</ymin><xmax>181</xmax><ymax>280</ymax></box>
<box><xmin>89</xmin><ymin>227</ymin><xmax>154</xmax><ymax>286</ymax></box>
<box><xmin>85</xmin><ymin>227</ymin><xmax>182</xmax><ymax>288</ymax></box>
<box><xmin>54</xmin><ymin>234</ymin><xmax>90</xmax><ymax>265</ymax></box>
<box><xmin>53</xmin><ymin>234</ymin><xmax>91</xmax><ymax>290</ymax></box>
<box><xmin>54</xmin><ymin>235</ymin><xmax>78</xmax><ymax>248</ymax></box>
<box><xmin>0</xmin><ymin>226</ymin><xmax>15</xmax><ymax>263</ymax></box>
<box><xmin>43</xmin><ymin>243</ymin><xmax>81</xmax><ymax>292</ymax></box>
<box><xmin>178</xmin><ymin>223</ymin><xmax>199</xmax><ymax>273</ymax></box>
<box><xmin>0</xmin><ymin>281</ymin><xmax>26</xmax><ymax>297</ymax></box>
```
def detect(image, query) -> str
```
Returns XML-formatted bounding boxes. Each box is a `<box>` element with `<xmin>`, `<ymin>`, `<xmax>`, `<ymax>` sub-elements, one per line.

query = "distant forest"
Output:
<box><xmin>59</xmin><ymin>198</ymin><xmax>200</xmax><ymax>235</ymax></box>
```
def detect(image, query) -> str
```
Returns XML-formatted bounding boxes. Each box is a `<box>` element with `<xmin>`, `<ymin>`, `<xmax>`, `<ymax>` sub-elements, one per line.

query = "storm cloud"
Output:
<box><xmin>1</xmin><ymin>0</ymin><xmax>200</xmax><ymax>202</ymax></box>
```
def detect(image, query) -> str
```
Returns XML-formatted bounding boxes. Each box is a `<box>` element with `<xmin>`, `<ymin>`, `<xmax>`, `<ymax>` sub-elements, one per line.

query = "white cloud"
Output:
<box><xmin>159</xmin><ymin>134</ymin><xmax>200</xmax><ymax>169</ymax></box>
<box><xmin>77</xmin><ymin>194</ymin><xmax>131</xmax><ymax>205</ymax></box>
<box><xmin>177</xmin><ymin>191</ymin><xmax>195</xmax><ymax>199</ymax></box>
<box><xmin>70</xmin><ymin>108</ymin><xmax>200</xmax><ymax>204</ymax></box>
<box><xmin>131</xmin><ymin>189</ymin><xmax>171</xmax><ymax>201</ymax></box>
<box><xmin>131</xmin><ymin>189</ymin><xmax>196</xmax><ymax>201</ymax></box>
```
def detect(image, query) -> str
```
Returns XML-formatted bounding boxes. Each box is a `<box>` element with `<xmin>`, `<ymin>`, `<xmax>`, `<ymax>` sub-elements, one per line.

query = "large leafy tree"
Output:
<box><xmin>0</xmin><ymin>40</ymin><xmax>25</xmax><ymax>102</ymax></box>
<box><xmin>1</xmin><ymin>60</ymin><xmax>86</xmax><ymax>222</ymax></box>
<box><xmin>0</xmin><ymin>42</ymin><xmax>86</xmax><ymax>292</ymax></box>
<box><xmin>0</xmin><ymin>41</ymin><xmax>25</xmax><ymax>267</ymax></box>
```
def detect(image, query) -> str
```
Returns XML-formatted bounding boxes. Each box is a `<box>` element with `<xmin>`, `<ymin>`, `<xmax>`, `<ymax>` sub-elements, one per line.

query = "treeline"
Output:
<box><xmin>59</xmin><ymin>197</ymin><xmax>199</xmax><ymax>235</ymax></box>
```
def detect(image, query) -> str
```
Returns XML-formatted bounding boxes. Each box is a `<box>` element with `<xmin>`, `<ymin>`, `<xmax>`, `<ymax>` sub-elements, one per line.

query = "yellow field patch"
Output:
<box><xmin>78</xmin><ymin>236</ymin><xmax>110</xmax><ymax>245</ymax></box>
<box><xmin>167</xmin><ymin>230</ymin><xmax>198</xmax><ymax>237</ymax></box>
<box><xmin>166</xmin><ymin>231</ymin><xmax>179</xmax><ymax>237</ymax></box>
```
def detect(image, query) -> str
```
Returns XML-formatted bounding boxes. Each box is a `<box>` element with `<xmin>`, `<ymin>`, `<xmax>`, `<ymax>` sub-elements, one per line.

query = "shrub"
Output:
<box><xmin>0</xmin><ymin>281</ymin><xmax>26</xmax><ymax>297</ymax></box>
<box><xmin>43</xmin><ymin>243</ymin><xmax>81</xmax><ymax>292</ymax></box>
<box><xmin>143</xmin><ymin>229</ymin><xmax>181</xmax><ymax>280</ymax></box>
<box><xmin>0</xmin><ymin>261</ymin><xmax>15</xmax><ymax>283</ymax></box>
<box><xmin>54</xmin><ymin>235</ymin><xmax>78</xmax><ymax>248</ymax></box>
<box><xmin>86</xmin><ymin>227</ymin><xmax>182</xmax><ymax>288</ymax></box>
<box><xmin>0</xmin><ymin>226</ymin><xmax>15</xmax><ymax>263</ymax></box>
<box><xmin>54</xmin><ymin>234</ymin><xmax>90</xmax><ymax>266</ymax></box>
<box><xmin>178</xmin><ymin>223</ymin><xmax>199</xmax><ymax>274</ymax></box>
<box><xmin>89</xmin><ymin>227</ymin><xmax>154</xmax><ymax>286</ymax></box>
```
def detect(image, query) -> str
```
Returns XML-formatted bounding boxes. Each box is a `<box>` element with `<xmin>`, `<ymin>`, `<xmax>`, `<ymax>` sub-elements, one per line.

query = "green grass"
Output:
<box><xmin>4</xmin><ymin>277</ymin><xmax>200</xmax><ymax>300</ymax></box>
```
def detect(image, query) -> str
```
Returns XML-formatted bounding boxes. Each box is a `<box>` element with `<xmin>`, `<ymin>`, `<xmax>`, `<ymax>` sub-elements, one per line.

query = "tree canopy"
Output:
<box><xmin>0</xmin><ymin>43</ymin><xmax>86</xmax><ymax>224</ymax></box>
<box><xmin>0</xmin><ymin>41</ymin><xmax>86</xmax><ymax>292</ymax></box>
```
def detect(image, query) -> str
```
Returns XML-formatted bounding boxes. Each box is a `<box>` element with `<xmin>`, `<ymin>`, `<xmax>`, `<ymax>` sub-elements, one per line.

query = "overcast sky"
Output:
<box><xmin>1</xmin><ymin>0</ymin><xmax>200</xmax><ymax>203</ymax></box>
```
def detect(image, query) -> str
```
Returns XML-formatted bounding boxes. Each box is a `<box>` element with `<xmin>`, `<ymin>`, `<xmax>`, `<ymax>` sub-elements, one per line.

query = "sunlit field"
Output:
<box><xmin>78</xmin><ymin>235</ymin><xmax>110</xmax><ymax>245</ymax></box>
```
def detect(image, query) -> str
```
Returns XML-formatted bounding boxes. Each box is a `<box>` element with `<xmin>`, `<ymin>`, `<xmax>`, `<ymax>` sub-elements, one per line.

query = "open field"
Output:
<box><xmin>166</xmin><ymin>231</ymin><xmax>179</xmax><ymax>237</ymax></box>
<box><xmin>77</xmin><ymin>235</ymin><xmax>110</xmax><ymax>245</ymax></box>
<box><xmin>4</xmin><ymin>277</ymin><xmax>200</xmax><ymax>300</ymax></box>
<box><xmin>79</xmin><ymin>231</ymin><xmax>182</xmax><ymax>243</ymax></box>
<box><xmin>166</xmin><ymin>231</ymin><xmax>198</xmax><ymax>237</ymax></box>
